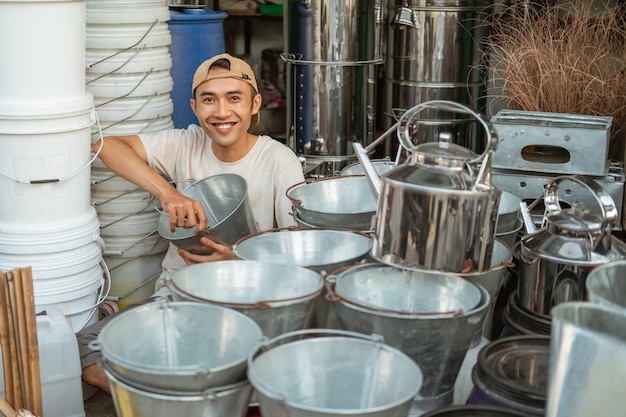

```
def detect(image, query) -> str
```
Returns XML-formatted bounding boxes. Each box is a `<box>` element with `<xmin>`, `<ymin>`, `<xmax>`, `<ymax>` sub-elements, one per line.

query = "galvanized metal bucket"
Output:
<box><xmin>157</xmin><ymin>174</ymin><xmax>257</xmax><ymax>255</ymax></box>
<box><xmin>247</xmin><ymin>329</ymin><xmax>423</xmax><ymax>417</ymax></box>
<box><xmin>89</xmin><ymin>299</ymin><xmax>263</xmax><ymax>393</ymax></box>
<box><xmin>167</xmin><ymin>260</ymin><xmax>324</xmax><ymax>338</ymax></box>
<box><xmin>286</xmin><ymin>176</ymin><xmax>378</xmax><ymax>231</ymax></box>
<box><xmin>326</xmin><ymin>264</ymin><xmax>491</xmax><ymax>415</ymax></box>
<box><xmin>103</xmin><ymin>362</ymin><xmax>252</xmax><ymax>417</ymax></box>
<box><xmin>547</xmin><ymin>302</ymin><xmax>626</xmax><ymax>417</ymax></box>
<box><xmin>585</xmin><ymin>259</ymin><xmax>626</xmax><ymax>310</ymax></box>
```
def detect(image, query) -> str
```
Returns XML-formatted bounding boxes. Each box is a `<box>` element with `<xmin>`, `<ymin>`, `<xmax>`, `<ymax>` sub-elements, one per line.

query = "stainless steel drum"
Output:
<box><xmin>167</xmin><ymin>260</ymin><xmax>324</xmax><ymax>338</ymax></box>
<box><xmin>247</xmin><ymin>329</ymin><xmax>423</xmax><ymax>417</ymax></box>
<box><xmin>157</xmin><ymin>174</ymin><xmax>257</xmax><ymax>255</ymax></box>
<box><xmin>89</xmin><ymin>299</ymin><xmax>263</xmax><ymax>392</ymax></box>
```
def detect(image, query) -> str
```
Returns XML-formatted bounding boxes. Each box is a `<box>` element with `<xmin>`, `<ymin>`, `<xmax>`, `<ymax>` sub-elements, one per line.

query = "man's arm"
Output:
<box><xmin>93</xmin><ymin>135</ymin><xmax>207</xmax><ymax>232</ymax></box>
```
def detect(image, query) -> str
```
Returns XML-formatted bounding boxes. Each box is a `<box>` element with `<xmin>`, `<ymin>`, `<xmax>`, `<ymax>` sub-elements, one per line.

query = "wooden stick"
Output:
<box><xmin>0</xmin><ymin>272</ymin><xmax>22</xmax><ymax>410</ymax></box>
<box><xmin>0</xmin><ymin>396</ymin><xmax>17</xmax><ymax>417</ymax></box>
<box><xmin>10</xmin><ymin>269</ymin><xmax>42</xmax><ymax>417</ymax></box>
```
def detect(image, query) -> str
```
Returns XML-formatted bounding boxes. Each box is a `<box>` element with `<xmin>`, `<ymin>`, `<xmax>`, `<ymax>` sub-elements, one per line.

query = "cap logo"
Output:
<box><xmin>241</xmin><ymin>73</ymin><xmax>250</xmax><ymax>80</ymax></box>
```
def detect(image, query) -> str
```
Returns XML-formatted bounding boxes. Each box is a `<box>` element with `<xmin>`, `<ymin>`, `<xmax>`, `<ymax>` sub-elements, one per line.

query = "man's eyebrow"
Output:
<box><xmin>198</xmin><ymin>89</ymin><xmax>245</xmax><ymax>97</ymax></box>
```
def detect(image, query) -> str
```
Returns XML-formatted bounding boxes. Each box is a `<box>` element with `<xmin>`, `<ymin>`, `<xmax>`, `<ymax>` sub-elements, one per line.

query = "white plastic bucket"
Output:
<box><xmin>92</xmin><ymin>189</ymin><xmax>156</xmax><ymax>215</ymax></box>
<box><xmin>91</xmin><ymin>165</ymin><xmax>140</xmax><ymax>193</ymax></box>
<box><xmin>99</xmin><ymin>211</ymin><xmax>160</xmax><ymax>237</ymax></box>
<box><xmin>102</xmin><ymin>231</ymin><xmax>169</xmax><ymax>257</ymax></box>
<box><xmin>0</xmin><ymin>0</ymin><xmax>86</xmax><ymax>100</ymax></box>
<box><xmin>0</xmin><ymin>95</ymin><xmax>96</xmax><ymax>224</ymax></box>
<box><xmin>106</xmin><ymin>251</ymin><xmax>166</xmax><ymax>308</ymax></box>
<box><xmin>92</xmin><ymin>117</ymin><xmax>174</xmax><ymax>142</ymax></box>
<box><xmin>86</xmin><ymin>0</ymin><xmax>170</xmax><ymax>24</ymax></box>
<box><xmin>34</xmin><ymin>261</ymin><xmax>107</xmax><ymax>332</ymax></box>
<box><xmin>86</xmin><ymin>22</ymin><xmax>172</xmax><ymax>49</ymax></box>
<box><xmin>86</xmin><ymin>69</ymin><xmax>173</xmax><ymax>98</ymax></box>
<box><xmin>94</xmin><ymin>93</ymin><xmax>173</xmax><ymax>122</ymax></box>
<box><xmin>0</xmin><ymin>207</ymin><xmax>101</xmax><ymax>254</ymax></box>
<box><xmin>86</xmin><ymin>46</ymin><xmax>172</xmax><ymax>75</ymax></box>
<box><xmin>0</xmin><ymin>239</ymin><xmax>103</xmax><ymax>280</ymax></box>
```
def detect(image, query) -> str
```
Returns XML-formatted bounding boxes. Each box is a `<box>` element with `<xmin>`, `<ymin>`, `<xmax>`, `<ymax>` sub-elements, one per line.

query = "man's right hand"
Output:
<box><xmin>160</xmin><ymin>191</ymin><xmax>208</xmax><ymax>233</ymax></box>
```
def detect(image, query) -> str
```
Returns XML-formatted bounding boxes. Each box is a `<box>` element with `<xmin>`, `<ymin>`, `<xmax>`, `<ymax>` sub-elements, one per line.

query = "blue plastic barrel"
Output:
<box><xmin>168</xmin><ymin>9</ymin><xmax>227</xmax><ymax>128</ymax></box>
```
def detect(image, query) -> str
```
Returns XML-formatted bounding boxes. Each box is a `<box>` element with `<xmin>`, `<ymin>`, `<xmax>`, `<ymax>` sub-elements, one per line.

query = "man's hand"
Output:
<box><xmin>160</xmin><ymin>191</ymin><xmax>208</xmax><ymax>233</ymax></box>
<box><xmin>177</xmin><ymin>236</ymin><xmax>238</xmax><ymax>265</ymax></box>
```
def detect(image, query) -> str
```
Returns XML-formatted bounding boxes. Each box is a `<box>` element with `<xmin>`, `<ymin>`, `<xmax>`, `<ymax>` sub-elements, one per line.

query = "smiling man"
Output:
<box><xmin>81</xmin><ymin>53</ymin><xmax>304</xmax><ymax>393</ymax></box>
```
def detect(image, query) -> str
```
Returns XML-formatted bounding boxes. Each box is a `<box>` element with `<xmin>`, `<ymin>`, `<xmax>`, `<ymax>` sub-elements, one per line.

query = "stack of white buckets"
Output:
<box><xmin>0</xmin><ymin>0</ymin><xmax>106</xmax><ymax>333</ymax></box>
<box><xmin>86</xmin><ymin>0</ymin><xmax>172</xmax><ymax>311</ymax></box>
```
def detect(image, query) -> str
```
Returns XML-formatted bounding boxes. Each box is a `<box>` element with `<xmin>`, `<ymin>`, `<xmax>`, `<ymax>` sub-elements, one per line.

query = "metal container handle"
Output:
<box><xmin>397</xmin><ymin>100</ymin><xmax>497</xmax><ymax>189</ymax></box>
<box><xmin>543</xmin><ymin>175</ymin><xmax>618</xmax><ymax>254</ymax></box>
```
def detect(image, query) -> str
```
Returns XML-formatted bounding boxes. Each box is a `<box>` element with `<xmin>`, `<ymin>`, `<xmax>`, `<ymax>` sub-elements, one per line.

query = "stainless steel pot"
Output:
<box><xmin>354</xmin><ymin>100</ymin><xmax>500</xmax><ymax>273</ymax></box>
<box><xmin>518</xmin><ymin>175</ymin><xmax>626</xmax><ymax>317</ymax></box>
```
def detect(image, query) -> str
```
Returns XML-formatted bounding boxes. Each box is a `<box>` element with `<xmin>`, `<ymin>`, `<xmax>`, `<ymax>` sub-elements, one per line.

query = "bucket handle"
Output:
<box><xmin>247</xmin><ymin>329</ymin><xmax>388</xmax><ymax>403</ymax></box>
<box><xmin>68</xmin><ymin>259</ymin><xmax>112</xmax><ymax>332</ymax></box>
<box><xmin>0</xmin><ymin>110</ymin><xmax>103</xmax><ymax>185</ymax></box>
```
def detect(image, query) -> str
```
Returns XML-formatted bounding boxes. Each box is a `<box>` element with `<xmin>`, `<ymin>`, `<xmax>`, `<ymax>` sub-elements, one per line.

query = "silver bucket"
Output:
<box><xmin>89</xmin><ymin>299</ymin><xmax>263</xmax><ymax>392</ymax></box>
<box><xmin>547</xmin><ymin>302</ymin><xmax>626</xmax><ymax>417</ymax></box>
<box><xmin>286</xmin><ymin>176</ymin><xmax>377</xmax><ymax>231</ymax></box>
<box><xmin>340</xmin><ymin>158</ymin><xmax>397</xmax><ymax>176</ymax></box>
<box><xmin>157</xmin><ymin>174</ymin><xmax>257</xmax><ymax>255</ymax></box>
<box><xmin>247</xmin><ymin>329</ymin><xmax>423</xmax><ymax>417</ymax></box>
<box><xmin>232</xmin><ymin>228</ymin><xmax>372</xmax><ymax>275</ymax></box>
<box><xmin>327</xmin><ymin>264</ymin><xmax>491</xmax><ymax>415</ymax></box>
<box><xmin>167</xmin><ymin>260</ymin><xmax>324</xmax><ymax>338</ymax></box>
<box><xmin>103</xmin><ymin>362</ymin><xmax>252</xmax><ymax>417</ymax></box>
<box><xmin>232</xmin><ymin>227</ymin><xmax>373</xmax><ymax>328</ymax></box>
<box><xmin>585</xmin><ymin>259</ymin><xmax>626</xmax><ymax>310</ymax></box>
<box><xmin>420</xmin><ymin>405</ymin><xmax>538</xmax><ymax>417</ymax></box>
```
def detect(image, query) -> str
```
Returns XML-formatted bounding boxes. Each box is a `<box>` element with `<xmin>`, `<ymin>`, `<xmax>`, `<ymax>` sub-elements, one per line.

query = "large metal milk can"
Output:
<box><xmin>518</xmin><ymin>175</ymin><xmax>626</xmax><ymax>318</ymax></box>
<box><xmin>354</xmin><ymin>100</ymin><xmax>501</xmax><ymax>273</ymax></box>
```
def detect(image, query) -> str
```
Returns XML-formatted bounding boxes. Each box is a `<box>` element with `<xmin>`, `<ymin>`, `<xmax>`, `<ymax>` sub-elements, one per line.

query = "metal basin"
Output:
<box><xmin>286</xmin><ymin>175</ymin><xmax>377</xmax><ymax>231</ymax></box>
<box><xmin>585</xmin><ymin>259</ymin><xmax>626</xmax><ymax>310</ymax></box>
<box><xmin>90</xmin><ymin>299</ymin><xmax>263</xmax><ymax>392</ymax></box>
<box><xmin>497</xmin><ymin>191</ymin><xmax>522</xmax><ymax>234</ymax></box>
<box><xmin>232</xmin><ymin>228</ymin><xmax>372</xmax><ymax>274</ymax></box>
<box><xmin>340</xmin><ymin>158</ymin><xmax>397</xmax><ymax>176</ymax></box>
<box><xmin>248</xmin><ymin>329</ymin><xmax>423</xmax><ymax>417</ymax></box>
<box><xmin>167</xmin><ymin>260</ymin><xmax>324</xmax><ymax>338</ymax></box>
<box><xmin>157</xmin><ymin>174</ymin><xmax>257</xmax><ymax>255</ymax></box>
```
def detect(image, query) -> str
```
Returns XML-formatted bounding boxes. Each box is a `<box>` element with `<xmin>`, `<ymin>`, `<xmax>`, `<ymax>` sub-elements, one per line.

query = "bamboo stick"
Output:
<box><xmin>0</xmin><ymin>396</ymin><xmax>17</xmax><ymax>417</ymax></box>
<box><xmin>0</xmin><ymin>272</ymin><xmax>22</xmax><ymax>410</ymax></box>
<box><xmin>11</xmin><ymin>268</ymin><xmax>42</xmax><ymax>417</ymax></box>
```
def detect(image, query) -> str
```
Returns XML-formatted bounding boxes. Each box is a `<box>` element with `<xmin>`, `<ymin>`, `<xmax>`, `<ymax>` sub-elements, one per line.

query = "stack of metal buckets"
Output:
<box><xmin>0</xmin><ymin>0</ymin><xmax>105</xmax><ymax>332</ymax></box>
<box><xmin>85</xmin><ymin>0</ymin><xmax>173</xmax><ymax>310</ymax></box>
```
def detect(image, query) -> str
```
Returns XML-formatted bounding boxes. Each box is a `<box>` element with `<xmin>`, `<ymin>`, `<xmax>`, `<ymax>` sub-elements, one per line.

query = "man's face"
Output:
<box><xmin>190</xmin><ymin>69</ymin><xmax>261</xmax><ymax>149</ymax></box>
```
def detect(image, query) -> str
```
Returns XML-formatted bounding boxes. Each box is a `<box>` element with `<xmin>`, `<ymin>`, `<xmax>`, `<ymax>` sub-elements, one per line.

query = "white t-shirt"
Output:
<box><xmin>139</xmin><ymin>124</ymin><xmax>305</xmax><ymax>295</ymax></box>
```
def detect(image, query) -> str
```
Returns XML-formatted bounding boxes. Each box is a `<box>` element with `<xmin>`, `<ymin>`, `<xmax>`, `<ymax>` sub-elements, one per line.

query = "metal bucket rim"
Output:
<box><xmin>247</xmin><ymin>329</ymin><xmax>423</xmax><ymax>414</ymax></box>
<box><xmin>96</xmin><ymin>300</ymin><xmax>263</xmax><ymax>374</ymax></box>
<box><xmin>167</xmin><ymin>261</ymin><xmax>324</xmax><ymax>307</ymax></box>
<box><xmin>157</xmin><ymin>173</ymin><xmax>249</xmax><ymax>240</ymax></box>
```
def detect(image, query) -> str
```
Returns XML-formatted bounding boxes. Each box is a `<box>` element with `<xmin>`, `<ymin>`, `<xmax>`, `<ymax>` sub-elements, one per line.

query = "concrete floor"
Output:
<box><xmin>84</xmin><ymin>389</ymin><xmax>117</xmax><ymax>417</ymax></box>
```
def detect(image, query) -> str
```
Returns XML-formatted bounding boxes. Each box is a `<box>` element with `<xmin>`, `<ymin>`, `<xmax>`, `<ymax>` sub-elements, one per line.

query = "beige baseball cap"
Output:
<box><xmin>191</xmin><ymin>53</ymin><xmax>260</xmax><ymax>126</ymax></box>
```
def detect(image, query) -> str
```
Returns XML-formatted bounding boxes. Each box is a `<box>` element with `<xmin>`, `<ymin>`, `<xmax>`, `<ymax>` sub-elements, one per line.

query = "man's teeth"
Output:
<box><xmin>216</xmin><ymin>123</ymin><xmax>233</xmax><ymax>128</ymax></box>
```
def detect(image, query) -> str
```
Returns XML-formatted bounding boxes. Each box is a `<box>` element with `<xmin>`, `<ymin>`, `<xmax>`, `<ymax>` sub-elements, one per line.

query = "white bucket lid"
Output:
<box><xmin>0</xmin><ymin>208</ymin><xmax>101</xmax><ymax>254</ymax></box>
<box><xmin>91</xmin><ymin>166</ymin><xmax>140</xmax><ymax>193</ymax></box>
<box><xmin>34</xmin><ymin>263</ymin><xmax>103</xmax><ymax>301</ymax></box>
<box><xmin>0</xmin><ymin>94</ymin><xmax>95</xmax><ymax>134</ymax></box>
<box><xmin>86</xmin><ymin>22</ymin><xmax>171</xmax><ymax>49</ymax></box>
<box><xmin>0</xmin><ymin>239</ymin><xmax>103</xmax><ymax>280</ymax></box>
<box><xmin>86</xmin><ymin>1</ymin><xmax>170</xmax><ymax>24</ymax></box>
<box><xmin>94</xmin><ymin>93</ymin><xmax>173</xmax><ymax>122</ymax></box>
<box><xmin>86</xmin><ymin>69</ymin><xmax>173</xmax><ymax>98</ymax></box>
<box><xmin>86</xmin><ymin>46</ymin><xmax>172</xmax><ymax>74</ymax></box>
